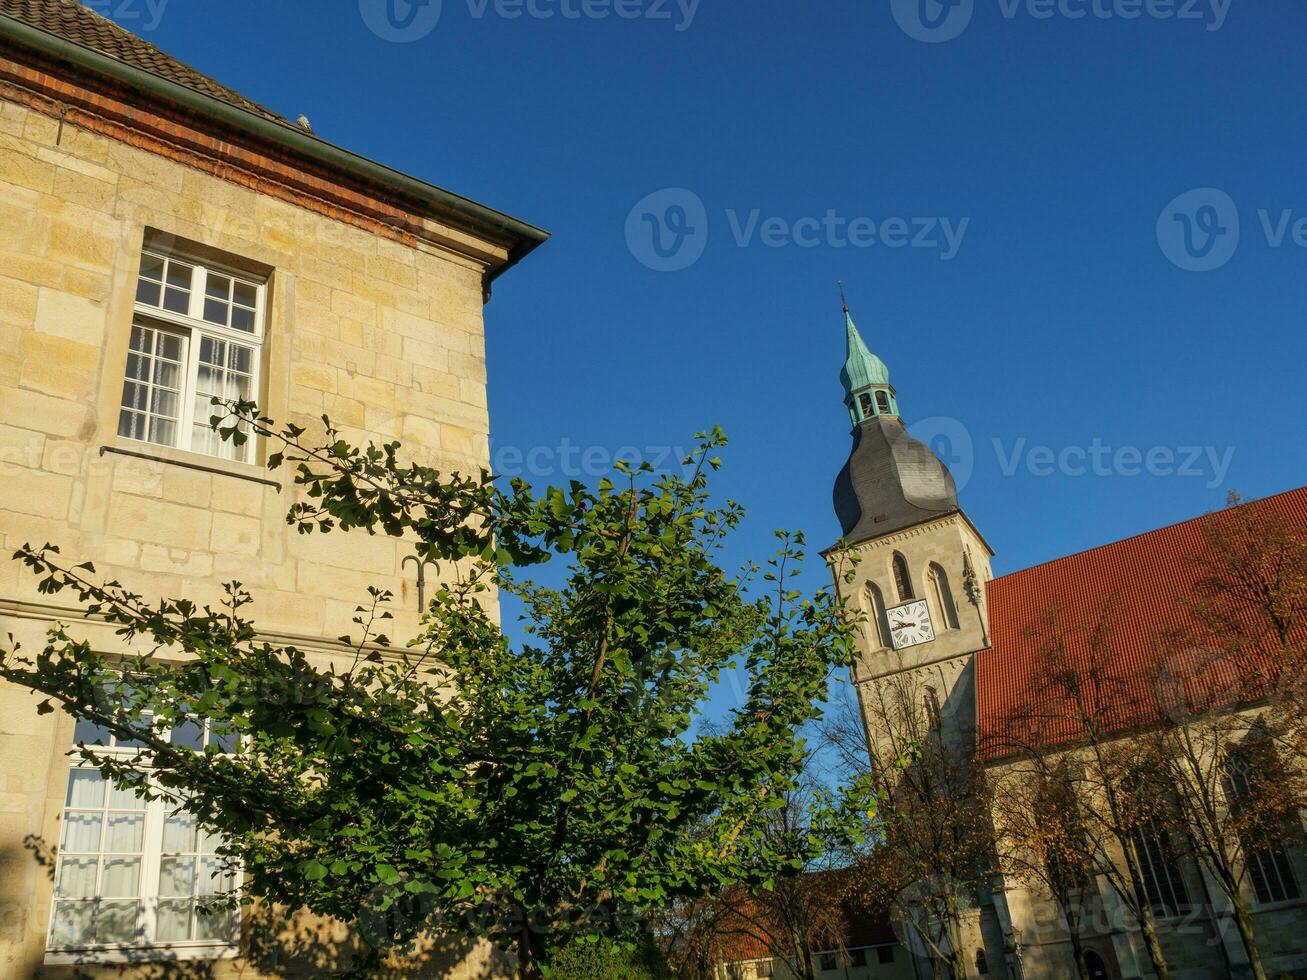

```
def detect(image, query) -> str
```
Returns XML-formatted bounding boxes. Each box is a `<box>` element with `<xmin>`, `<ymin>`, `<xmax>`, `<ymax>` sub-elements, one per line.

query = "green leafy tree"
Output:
<box><xmin>1</xmin><ymin>404</ymin><xmax>862</xmax><ymax>979</ymax></box>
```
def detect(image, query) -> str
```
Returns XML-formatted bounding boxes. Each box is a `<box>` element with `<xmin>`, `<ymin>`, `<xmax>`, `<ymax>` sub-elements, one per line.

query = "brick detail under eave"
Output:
<box><xmin>0</xmin><ymin>45</ymin><xmax>448</xmax><ymax>249</ymax></box>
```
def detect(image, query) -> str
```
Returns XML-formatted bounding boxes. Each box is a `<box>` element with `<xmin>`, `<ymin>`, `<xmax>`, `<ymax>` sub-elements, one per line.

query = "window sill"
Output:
<box><xmin>101</xmin><ymin>440</ymin><xmax>281</xmax><ymax>491</ymax></box>
<box><xmin>1250</xmin><ymin>895</ymin><xmax>1307</xmax><ymax>913</ymax></box>
<box><xmin>45</xmin><ymin>941</ymin><xmax>239</xmax><ymax>965</ymax></box>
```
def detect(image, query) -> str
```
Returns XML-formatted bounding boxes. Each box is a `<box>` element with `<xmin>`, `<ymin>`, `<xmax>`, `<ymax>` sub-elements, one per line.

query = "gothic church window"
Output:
<box><xmin>1225</xmin><ymin>752</ymin><xmax>1301</xmax><ymax>904</ymax></box>
<box><xmin>1131</xmin><ymin>820</ymin><xmax>1189</xmax><ymax>917</ymax></box>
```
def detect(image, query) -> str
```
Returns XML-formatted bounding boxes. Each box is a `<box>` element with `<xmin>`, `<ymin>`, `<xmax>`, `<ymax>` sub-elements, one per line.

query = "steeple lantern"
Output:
<box><xmin>837</xmin><ymin>283</ymin><xmax>899</xmax><ymax>428</ymax></box>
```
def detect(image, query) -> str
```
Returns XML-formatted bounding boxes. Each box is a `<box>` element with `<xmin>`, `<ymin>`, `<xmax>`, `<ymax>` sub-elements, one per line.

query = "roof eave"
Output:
<box><xmin>0</xmin><ymin>12</ymin><xmax>549</xmax><ymax>281</ymax></box>
<box><xmin>821</xmin><ymin>507</ymin><xmax>995</xmax><ymax>560</ymax></box>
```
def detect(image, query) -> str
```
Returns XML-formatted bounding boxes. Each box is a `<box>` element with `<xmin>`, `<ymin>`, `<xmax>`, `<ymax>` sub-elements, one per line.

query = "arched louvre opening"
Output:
<box><xmin>865</xmin><ymin>582</ymin><xmax>891</xmax><ymax>649</ymax></box>
<box><xmin>892</xmin><ymin>552</ymin><xmax>914</xmax><ymax>602</ymax></box>
<box><xmin>928</xmin><ymin>562</ymin><xmax>960</xmax><ymax>630</ymax></box>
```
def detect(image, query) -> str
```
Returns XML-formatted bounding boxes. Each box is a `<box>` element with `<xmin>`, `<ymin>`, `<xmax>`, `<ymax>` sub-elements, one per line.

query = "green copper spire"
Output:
<box><xmin>840</xmin><ymin>308</ymin><xmax>891</xmax><ymax>393</ymax></box>
<box><xmin>836</xmin><ymin>282</ymin><xmax>899</xmax><ymax>426</ymax></box>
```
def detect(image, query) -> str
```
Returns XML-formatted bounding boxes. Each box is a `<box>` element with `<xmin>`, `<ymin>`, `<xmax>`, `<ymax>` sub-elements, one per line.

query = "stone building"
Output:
<box><xmin>825</xmin><ymin>299</ymin><xmax>1307</xmax><ymax>980</ymax></box>
<box><xmin>0</xmin><ymin>1</ymin><xmax>545</xmax><ymax>975</ymax></box>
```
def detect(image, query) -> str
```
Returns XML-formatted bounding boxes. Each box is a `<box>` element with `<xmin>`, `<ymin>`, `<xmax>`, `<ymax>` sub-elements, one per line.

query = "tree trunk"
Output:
<box><xmin>1137</xmin><ymin>911</ymin><xmax>1172</xmax><ymax>980</ymax></box>
<box><xmin>944</xmin><ymin>896</ymin><xmax>967</xmax><ymax>980</ymax></box>
<box><xmin>1067</xmin><ymin>927</ymin><xmax>1092</xmax><ymax>980</ymax></box>
<box><xmin>1117</xmin><ymin>837</ymin><xmax>1172</xmax><ymax>980</ymax></box>
<box><xmin>516</xmin><ymin>927</ymin><xmax>544</xmax><ymax>980</ymax></box>
<box><xmin>1228</xmin><ymin>896</ymin><xmax>1269</xmax><ymax>980</ymax></box>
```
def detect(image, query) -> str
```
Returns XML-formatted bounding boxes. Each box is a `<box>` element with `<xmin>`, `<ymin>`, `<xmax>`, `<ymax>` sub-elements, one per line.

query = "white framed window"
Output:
<box><xmin>119</xmin><ymin>248</ymin><xmax>267</xmax><ymax>464</ymax></box>
<box><xmin>47</xmin><ymin>714</ymin><xmax>241</xmax><ymax>957</ymax></box>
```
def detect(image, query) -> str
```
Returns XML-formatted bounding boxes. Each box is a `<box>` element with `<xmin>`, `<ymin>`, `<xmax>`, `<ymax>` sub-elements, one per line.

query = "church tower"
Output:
<box><xmin>826</xmin><ymin>289</ymin><xmax>994</xmax><ymax>743</ymax></box>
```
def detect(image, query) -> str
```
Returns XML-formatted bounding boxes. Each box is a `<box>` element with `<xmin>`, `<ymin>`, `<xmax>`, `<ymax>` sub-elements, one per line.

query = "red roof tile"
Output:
<box><xmin>0</xmin><ymin>0</ymin><xmax>287</xmax><ymax>124</ymax></box>
<box><xmin>977</xmin><ymin>487</ymin><xmax>1307</xmax><ymax>762</ymax></box>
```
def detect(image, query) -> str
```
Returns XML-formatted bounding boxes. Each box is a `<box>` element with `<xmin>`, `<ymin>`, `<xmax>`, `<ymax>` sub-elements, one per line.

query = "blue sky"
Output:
<box><xmin>110</xmin><ymin>0</ymin><xmax>1306</xmax><ymax>722</ymax></box>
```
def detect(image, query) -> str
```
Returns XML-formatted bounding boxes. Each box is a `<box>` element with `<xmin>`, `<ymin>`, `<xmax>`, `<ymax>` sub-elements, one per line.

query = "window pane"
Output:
<box><xmin>148</xmin><ymin>417</ymin><xmax>176</xmax><ymax>446</ymax></box>
<box><xmin>156</xmin><ymin>899</ymin><xmax>193</xmax><ymax>941</ymax></box>
<box><xmin>207</xmin><ymin>723</ymin><xmax>239</xmax><ymax>754</ymax></box>
<box><xmin>230</xmin><ymin>305</ymin><xmax>255</xmax><ymax>333</ymax></box>
<box><xmin>125</xmin><ymin>353</ymin><xmax>150</xmax><ymax>382</ymax></box>
<box><xmin>162</xmin><ymin>810</ymin><xmax>197</xmax><ymax>852</ymax></box>
<box><xmin>95</xmin><ymin>899</ymin><xmax>141</xmax><ymax>943</ymax></box>
<box><xmin>152</xmin><ymin>389</ymin><xmax>178</xmax><ymax>422</ymax></box>
<box><xmin>171</xmin><ymin>718</ymin><xmax>205</xmax><ymax>751</ymax></box>
<box><xmin>198</xmin><ymin>857</ymin><xmax>234</xmax><ymax>896</ymax></box>
<box><xmin>74</xmin><ymin>716</ymin><xmax>112</xmax><ymax>747</ymax></box>
<box><xmin>162</xmin><ymin>287</ymin><xmax>188</xmax><ymax>313</ymax></box>
<box><xmin>57</xmin><ymin>857</ymin><xmax>99</xmax><ymax>898</ymax></box>
<box><xmin>229</xmin><ymin>343</ymin><xmax>253</xmax><ymax>375</ymax></box>
<box><xmin>66</xmin><ymin>771</ymin><xmax>105</xmax><ymax>809</ymax></box>
<box><xmin>152</xmin><ymin>358</ymin><xmax>180</xmax><ymax>391</ymax></box>
<box><xmin>232</xmin><ymin>280</ymin><xmax>257</xmax><ymax>308</ymax></box>
<box><xmin>135</xmin><ymin>279</ymin><xmax>161</xmax><ymax>306</ymax></box>
<box><xmin>196</xmin><ymin>363</ymin><xmax>218</xmax><ymax>394</ymax></box>
<box><xmin>206</xmin><ymin>273</ymin><xmax>231</xmax><ymax>300</ymax></box>
<box><xmin>114</xmin><ymin>711</ymin><xmax>154</xmax><ymax>750</ymax></box>
<box><xmin>138</xmin><ymin>254</ymin><xmax>164</xmax><ymax>282</ymax></box>
<box><xmin>100</xmin><ymin>856</ymin><xmax>141</xmax><ymax>897</ymax></box>
<box><xmin>50</xmin><ymin>901</ymin><xmax>94</xmax><ymax>946</ymax></box>
<box><xmin>204</xmin><ymin>298</ymin><xmax>229</xmax><ymax>325</ymax></box>
<box><xmin>195</xmin><ymin>905</ymin><xmax>236</xmax><ymax>942</ymax></box>
<box><xmin>158</xmin><ymin>856</ymin><xmax>196</xmax><ymax>898</ymax></box>
<box><xmin>118</xmin><ymin>411</ymin><xmax>145</xmax><ymax>441</ymax></box>
<box><xmin>130</xmin><ymin>326</ymin><xmax>151</xmax><ymax>352</ymax></box>
<box><xmin>198</xmin><ymin>825</ymin><xmax>224</xmax><ymax>854</ymax></box>
<box><xmin>159</xmin><ymin>333</ymin><xmax>183</xmax><ymax>362</ymax></box>
<box><xmin>199</xmin><ymin>336</ymin><xmax>221</xmax><ymax>366</ymax></box>
<box><xmin>104</xmin><ymin>813</ymin><xmax>144</xmax><ymax>852</ymax></box>
<box><xmin>166</xmin><ymin>261</ymin><xmax>193</xmax><ymax>290</ymax></box>
<box><xmin>105</xmin><ymin>778</ymin><xmax>147</xmax><ymax>810</ymax></box>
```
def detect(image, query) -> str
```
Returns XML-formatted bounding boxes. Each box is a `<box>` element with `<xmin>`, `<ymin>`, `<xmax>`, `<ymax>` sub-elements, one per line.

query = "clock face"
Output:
<box><xmin>886</xmin><ymin>599</ymin><xmax>935</xmax><ymax>650</ymax></box>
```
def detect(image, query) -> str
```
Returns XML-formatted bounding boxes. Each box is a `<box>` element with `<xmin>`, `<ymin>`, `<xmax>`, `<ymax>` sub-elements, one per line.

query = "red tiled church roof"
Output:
<box><xmin>977</xmin><ymin>487</ymin><xmax>1307</xmax><ymax>762</ymax></box>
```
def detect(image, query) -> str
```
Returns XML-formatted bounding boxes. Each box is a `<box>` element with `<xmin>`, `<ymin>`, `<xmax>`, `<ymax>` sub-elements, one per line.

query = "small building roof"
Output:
<box><xmin>0</xmin><ymin>0</ymin><xmax>548</xmax><ymax>278</ymax></box>
<box><xmin>713</xmin><ymin>870</ymin><xmax>898</xmax><ymax>963</ymax></box>
<box><xmin>0</xmin><ymin>0</ymin><xmax>286</xmax><ymax>122</ymax></box>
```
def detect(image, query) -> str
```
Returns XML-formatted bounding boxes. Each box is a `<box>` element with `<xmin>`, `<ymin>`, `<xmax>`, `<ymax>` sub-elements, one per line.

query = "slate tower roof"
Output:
<box><xmin>831</xmin><ymin>301</ymin><xmax>960</xmax><ymax>545</ymax></box>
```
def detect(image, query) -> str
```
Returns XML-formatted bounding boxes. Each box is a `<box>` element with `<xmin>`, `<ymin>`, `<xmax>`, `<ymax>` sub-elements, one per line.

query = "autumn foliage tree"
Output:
<box><xmin>990</xmin><ymin>756</ymin><xmax>1098</xmax><ymax>980</ymax></box>
<box><xmin>0</xmin><ymin>404</ymin><xmax>865</xmax><ymax>979</ymax></box>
